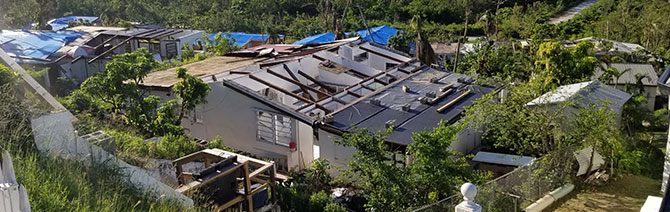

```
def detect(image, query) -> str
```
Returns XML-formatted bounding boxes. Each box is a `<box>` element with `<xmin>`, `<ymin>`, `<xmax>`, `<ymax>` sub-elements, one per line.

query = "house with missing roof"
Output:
<box><xmin>0</xmin><ymin>30</ymin><xmax>87</xmax><ymax>89</ymax></box>
<box><xmin>594</xmin><ymin>63</ymin><xmax>659</xmax><ymax>110</ymax></box>
<box><xmin>138</xmin><ymin>38</ymin><xmax>495</xmax><ymax>173</ymax></box>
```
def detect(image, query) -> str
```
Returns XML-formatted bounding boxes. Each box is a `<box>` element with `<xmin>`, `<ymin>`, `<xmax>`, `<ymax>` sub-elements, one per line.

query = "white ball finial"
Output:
<box><xmin>460</xmin><ymin>183</ymin><xmax>477</xmax><ymax>201</ymax></box>
<box><xmin>456</xmin><ymin>183</ymin><xmax>481</xmax><ymax>212</ymax></box>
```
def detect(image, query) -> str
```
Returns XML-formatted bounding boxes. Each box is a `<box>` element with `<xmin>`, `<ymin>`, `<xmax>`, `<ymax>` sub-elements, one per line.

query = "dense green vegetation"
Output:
<box><xmin>0</xmin><ymin>66</ymin><xmax>202</xmax><ymax>212</ymax></box>
<box><xmin>0</xmin><ymin>0</ymin><xmax>582</xmax><ymax>41</ymax></box>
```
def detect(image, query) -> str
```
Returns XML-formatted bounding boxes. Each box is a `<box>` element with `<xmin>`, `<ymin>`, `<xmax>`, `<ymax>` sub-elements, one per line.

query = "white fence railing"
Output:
<box><xmin>0</xmin><ymin>150</ymin><xmax>31</xmax><ymax>212</ymax></box>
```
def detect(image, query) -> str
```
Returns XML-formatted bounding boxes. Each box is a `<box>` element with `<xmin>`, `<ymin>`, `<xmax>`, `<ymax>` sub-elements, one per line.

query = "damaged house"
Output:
<box><xmin>139</xmin><ymin>38</ymin><xmax>495</xmax><ymax>172</ymax></box>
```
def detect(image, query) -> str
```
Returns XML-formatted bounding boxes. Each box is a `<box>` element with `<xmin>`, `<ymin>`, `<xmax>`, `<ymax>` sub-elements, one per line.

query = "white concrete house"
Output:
<box><xmin>140</xmin><ymin>38</ymin><xmax>495</xmax><ymax>173</ymax></box>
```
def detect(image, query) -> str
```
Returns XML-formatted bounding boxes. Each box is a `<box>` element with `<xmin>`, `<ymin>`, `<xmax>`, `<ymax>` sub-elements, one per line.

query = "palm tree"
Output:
<box><xmin>632</xmin><ymin>73</ymin><xmax>651</xmax><ymax>96</ymax></box>
<box><xmin>412</xmin><ymin>16</ymin><xmax>436</xmax><ymax>65</ymax></box>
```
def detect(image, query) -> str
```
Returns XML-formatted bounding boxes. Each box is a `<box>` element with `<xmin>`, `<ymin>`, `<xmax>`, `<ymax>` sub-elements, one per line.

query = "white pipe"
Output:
<box><xmin>524</xmin><ymin>184</ymin><xmax>575</xmax><ymax>212</ymax></box>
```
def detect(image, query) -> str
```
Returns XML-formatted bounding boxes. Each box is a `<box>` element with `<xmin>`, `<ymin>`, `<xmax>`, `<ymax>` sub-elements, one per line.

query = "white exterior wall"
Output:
<box><xmin>181</xmin><ymin>82</ymin><xmax>313</xmax><ymax>170</ymax></box>
<box><xmin>176</xmin><ymin>32</ymin><xmax>204</xmax><ymax>57</ymax></box>
<box><xmin>452</xmin><ymin>125</ymin><xmax>483</xmax><ymax>154</ymax></box>
<box><xmin>612</xmin><ymin>84</ymin><xmax>657</xmax><ymax>111</ymax></box>
<box><xmin>315</xmin><ymin>129</ymin><xmax>357</xmax><ymax>173</ymax></box>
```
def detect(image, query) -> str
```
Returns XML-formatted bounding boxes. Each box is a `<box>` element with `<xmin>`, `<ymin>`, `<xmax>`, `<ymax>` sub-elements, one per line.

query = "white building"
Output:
<box><xmin>140</xmin><ymin>38</ymin><xmax>495</xmax><ymax>173</ymax></box>
<box><xmin>594</xmin><ymin>63</ymin><xmax>659</xmax><ymax>110</ymax></box>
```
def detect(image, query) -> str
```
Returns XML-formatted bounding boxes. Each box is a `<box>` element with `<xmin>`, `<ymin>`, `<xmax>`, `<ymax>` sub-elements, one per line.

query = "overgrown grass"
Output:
<box><xmin>0</xmin><ymin>72</ymin><xmax>204</xmax><ymax>211</ymax></box>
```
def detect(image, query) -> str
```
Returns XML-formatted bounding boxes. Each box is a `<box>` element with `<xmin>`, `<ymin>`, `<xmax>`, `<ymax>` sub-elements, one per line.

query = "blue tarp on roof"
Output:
<box><xmin>292</xmin><ymin>25</ymin><xmax>402</xmax><ymax>45</ymax></box>
<box><xmin>351</xmin><ymin>25</ymin><xmax>401</xmax><ymax>45</ymax></box>
<box><xmin>293</xmin><ymin>33</ymin><xmax>335</xmax><ymax>45</ymax></box>
<box><xmin>0</xmin><ymin>30</ymin><xmax>84</xmax><ymax>60</ymax></box>
<box><xmin>48</xmin><ymin>16</ymin><xmax>99</xmax><ymax>31</ymax></box>
<box><xmin>202</xmin><ymin>32</ymin><xmax>286</xmax><ymax>47</ymax></box>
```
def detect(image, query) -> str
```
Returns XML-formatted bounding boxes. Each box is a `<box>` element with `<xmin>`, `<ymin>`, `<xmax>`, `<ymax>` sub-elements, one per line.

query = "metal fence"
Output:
<box><xmin>412</xmin><ymin>146</ymin><xmax>579</xmax><ymax>212</ymax></box>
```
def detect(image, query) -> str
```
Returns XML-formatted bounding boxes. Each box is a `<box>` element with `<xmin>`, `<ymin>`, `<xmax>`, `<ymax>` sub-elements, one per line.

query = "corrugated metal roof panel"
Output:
<box><xmin>472</xmin><ymin>151</ymin><xmax>535</xmax><ymax>167</ymax></box>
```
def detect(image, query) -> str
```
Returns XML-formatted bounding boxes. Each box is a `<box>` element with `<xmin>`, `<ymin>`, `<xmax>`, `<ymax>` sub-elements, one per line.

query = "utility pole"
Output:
<box><xmin>453</xmin><ymin>9</ymin><xmax>471</xmax><ymax>73</ymax></box>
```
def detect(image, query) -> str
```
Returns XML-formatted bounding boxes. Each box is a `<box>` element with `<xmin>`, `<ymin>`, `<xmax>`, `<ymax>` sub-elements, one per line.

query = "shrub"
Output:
<box><xmin>206</xmin><ymin>136</ymin><xmax>236</xmax><ymax>152</ymax></box>
<box><xmin>153</xmin><ymin>134</ymin><xmax>200</xmax><ymax>159</ymax></box>
<box><xmin>309</xmin><ymin>191</ymin><xmax>331</xmax><ymax>212</ymax></box>
<box><xmin>324</xmin><ymin>203</ymin><xmax>347</xmax><ymax>212</ymax></box>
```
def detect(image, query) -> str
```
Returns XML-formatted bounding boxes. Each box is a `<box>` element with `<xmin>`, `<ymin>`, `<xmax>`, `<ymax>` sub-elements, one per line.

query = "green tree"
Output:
<box><xmin>172</xmin><ymin>68</ymin><xmax>211</xmax><ymax>122</ymax></box>
<box><xmin>80</xmin><ymin>49</ymin><xmax>158</xmax><ymax>113</ymax></box>
<box><xmin>201</xmin><ymin>33</ymin><xmax>240</xmax><ymax>56</ymax></box>
<box><xmin>336</xmin><ymin>124</ymin><xmax>488</xmax><ymax>211</ymax></box>
<box><xmin>387</xmin><ymin>31</ymin><xmax>413</xmax><ymax>54</ymax></box>
<box><xmin>532</xmin><ymin>41</ymin><xmax>598</xmax><ymax>93</ymax></box>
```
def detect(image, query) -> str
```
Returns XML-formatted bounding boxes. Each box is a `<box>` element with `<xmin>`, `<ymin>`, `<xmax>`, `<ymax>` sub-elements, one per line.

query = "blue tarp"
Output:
<box><xmin>48</xmin><ymin>16</ymin><xmax>99</xmax><ymax>31</ymax></box>
<box><xmin>0</xmin><ymin>30</ymin><xmax>84</xmax><ymax>60</ymax></box>
<box><xmin>350</xmin><ymin>25</ymin><xmax>402</xmax><ymax>46</ymax></box>
<box><xmin>202</xmin><ymin>32</ymin><xmax>286</xmax><ymax>47</ymax></box>
<box><xmin>292</xmin><ymin>25</ymin><xmax>402</xmax><ymax>45</ymax></box>
<box><xmin>292</xmin><ymin>33</ymin><xmax>335</xmax><ymax>45</ymax></box>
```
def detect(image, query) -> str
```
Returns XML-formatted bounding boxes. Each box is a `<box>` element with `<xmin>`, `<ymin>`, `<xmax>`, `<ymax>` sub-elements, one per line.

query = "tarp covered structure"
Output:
<box><xmin>293</xmin><ymin>25</ymin><xmax>402</xmax><ymax>45</ymax></box>
<box><xmin>203</xmin><ymin>32</ymin><xmax>286</xmax><ymax>47</ymax></box>
<box><xmin>0</xmin><ymin>30</ymin><xmax>84</xmax><ymax>63</ymax></box>
<box><xmin>48</xmin><ymin>16</ymin><xmax>99</xmax><ymax>31</ymax></box>
<box><xmin>292</xmin><ymin>33</ymin><xmax>335</xmax><ymax>45</ymax></box>
<box><xmin>350</xmin><ymin>25</ymin><xmax>402</xmax><ymax>45</ymax></box>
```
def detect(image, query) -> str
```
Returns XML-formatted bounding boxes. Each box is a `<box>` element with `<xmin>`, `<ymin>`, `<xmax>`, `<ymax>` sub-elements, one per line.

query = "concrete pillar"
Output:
<box><xmin>455</xmin><ymin>183</ymin><xmax>481</xmax><ymax>212</ymax></box>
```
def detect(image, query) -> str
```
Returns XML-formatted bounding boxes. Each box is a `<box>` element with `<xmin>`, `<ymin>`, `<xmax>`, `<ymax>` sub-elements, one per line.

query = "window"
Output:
<box><xmin>194</xmin><ymin>105</ymin><xmax>204</xmax><ymax>123</ymax></box>
<box><xmin>256</xmin><ymin>111</ymin><xmax>293</xmax><ymax>147</ymax></box>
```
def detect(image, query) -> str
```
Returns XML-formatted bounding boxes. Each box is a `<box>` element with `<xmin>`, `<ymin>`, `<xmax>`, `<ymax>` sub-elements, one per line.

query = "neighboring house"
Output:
<box><xmin>141</xmin><ymin>38</ymin><xmax>495</xmax><ymax>173</ymax></box>
<box><xmin>200</xmin><ymin>32</ymin><xmax>286</xmax><ymax>48</ymax></box>
<box><xmin>83</xmin><ymin>28</ymin><xmax>203</xmax><ymax>64</ymax></box>
<box><xmin>293</xmin><ymin>33</ymin><xmax>336</xmax><ymax>45</ymax></box>
<box><xmin>292</xmin><ymin>25</ymin><xmax>401</xmax><ymax>45</ymax></box>
<box><xmin>426</xmin><ymin>43</ymin><xmax>474</xmax><ymax>68</ymax></box>
<box><xmin>562</xmin><ymin>37</ymin><xmax>646</xmax><ymax>56</ymax></box>
<box><xmin>526</xmin><ymin>81</ymin><xmax>632</xmax><ymax>123</ymax></box>
<box><xmin>48</xmin><ymin>16</ymin><xmax>100</xmax><ymax>31</ymax></box>
<box><xmin>0</xmin><ymin>30</ymin><xmax>85</xmax><ymax>89</ymax></box>
<box><xmin>594</xmin><ymin>63</ymin><xmax>659</xmax><ymax>110</ymax></box>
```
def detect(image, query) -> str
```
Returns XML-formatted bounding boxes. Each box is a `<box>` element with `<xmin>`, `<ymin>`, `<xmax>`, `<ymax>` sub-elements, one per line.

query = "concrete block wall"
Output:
<box><xmin>30</xmin><ymin>112</ymin><xmax>194</xmax><ymax>207</ymax></box>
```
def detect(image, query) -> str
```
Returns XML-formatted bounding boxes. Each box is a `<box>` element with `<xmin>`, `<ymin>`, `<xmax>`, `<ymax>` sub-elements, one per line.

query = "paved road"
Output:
<box><xmin>548</xmin><ymin>0</ymin><xmax>599</xmax><ymax>24</ymax></box>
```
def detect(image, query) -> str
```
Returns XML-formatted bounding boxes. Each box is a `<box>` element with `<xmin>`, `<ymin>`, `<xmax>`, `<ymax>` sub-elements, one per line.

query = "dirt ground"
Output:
<box><xmin>548</xmin><ymin>175</ymin><xmax>662</xmax><ymax>212</ymax></box>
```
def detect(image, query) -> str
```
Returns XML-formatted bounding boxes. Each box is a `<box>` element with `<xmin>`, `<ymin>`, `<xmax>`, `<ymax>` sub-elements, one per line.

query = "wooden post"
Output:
<box><xmin>243</xmin><ymin>162</ymin><xmax>253</xmax><ymax>212</ymax></box>
<box><xmin>269</xmin><ymin>162</ymin><xmax>277</xmax><ymax>204</ymax></box>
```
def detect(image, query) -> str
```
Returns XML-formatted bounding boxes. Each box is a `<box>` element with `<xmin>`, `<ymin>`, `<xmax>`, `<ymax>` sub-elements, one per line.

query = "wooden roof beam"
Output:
<box><xmin>88</xmin><ymin>36</ymin><xmax>134</xmax><ymax>64</ymax></box>
<box><xmin>249</xmin><ymin>74</ymin><xmax>314</xmax><ymax>104</ymax></box>
<box><xmin>297</xmin><ymin>70</ymin><xmax>337</xmax><ymax>93</ymax></box>
<box><xmin>359</xmin><ymin>45</ymin><xmax>405</xmax><ymax>63</ymax></box>
<box><xmin>266</xmin><ymin>69</ymin><xmax>316</xmax><ymax>101</ymax></box>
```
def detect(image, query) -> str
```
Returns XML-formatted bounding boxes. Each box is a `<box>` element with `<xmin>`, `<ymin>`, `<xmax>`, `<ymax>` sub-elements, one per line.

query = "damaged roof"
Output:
<box><xmin>326</xmin><ymin>67</ymin><xmax>495</xmax><ymax>146</ymax></box>
<box><xmin>101</xmin><ymin>28</ymin><xmax>202</xmax><ymax>40</ymax></box>
<box><xmin>221</xmin><ymin>38</ymin><xmax>494</xmax><ymax>146</ymax></box>
<box><xmin>140</xmin><ymin>56</ymin><xmax>267</xmax><ymax>88</ymax></box>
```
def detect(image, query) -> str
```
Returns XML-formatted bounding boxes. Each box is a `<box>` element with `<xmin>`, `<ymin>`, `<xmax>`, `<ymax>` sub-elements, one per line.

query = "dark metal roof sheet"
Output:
<box><xmin>326</xmin><ymin>67</ymin><xmax>495</xmax><ymax>146</ymax></box>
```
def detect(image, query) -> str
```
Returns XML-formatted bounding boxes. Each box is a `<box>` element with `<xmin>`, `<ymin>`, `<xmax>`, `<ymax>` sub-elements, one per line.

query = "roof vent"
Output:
<box><xmin>402</xmin><ymin>85</ymin><xmax>410</xmax><ymax>93</ymax></box>
<box><xmin>418</xmin><ymin>97</ymin><xmax>430</xmax><ymax>104</ymax></box>
<box><xmin>430</xmin><ymin>77</ymin><xmax>439</xmax><ymax>83</ymax></box>
<box><xmin>401</xmin><ymin>104</ymin><xmax>411</xmax><ymax>112</ymax></box>
<box><xmin>370</xmin><ymin>98</ymin><xmax>382</xmax><ymax>106</ymax></box>
<box><xmin>308</xmin><ymin>112</ymin><xmax>318</xmax><ymax>119</ymax></box>
<box><xmin>457</xmin><ymin>77</ymin><xmax>466</xmax><ymax>83</ymax></box>
<box><xmin>425</xmin><ymin>91</ymin><xmax>436</xmax><ymax>98</ymax></box>
<box><xmin>385</xmin><ymin>120</ymin><xmax>396</xmax><ymax>129</ymax></box>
